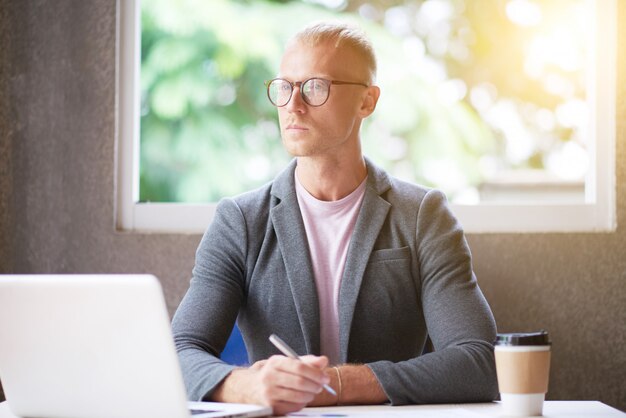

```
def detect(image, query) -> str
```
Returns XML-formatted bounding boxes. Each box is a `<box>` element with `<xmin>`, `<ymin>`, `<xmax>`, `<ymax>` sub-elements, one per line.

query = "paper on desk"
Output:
<box><xmin>288</xmin><ymin>408</ymin><xmax>488</xmax><ymax>417</ymax></box>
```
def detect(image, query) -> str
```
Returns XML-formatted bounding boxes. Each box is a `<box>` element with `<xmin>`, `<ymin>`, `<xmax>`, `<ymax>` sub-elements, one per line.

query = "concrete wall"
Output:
<box><xmin>1</xmin><ymin>0</ymin><xmax>624</xmax><ymax>411</ymax></box>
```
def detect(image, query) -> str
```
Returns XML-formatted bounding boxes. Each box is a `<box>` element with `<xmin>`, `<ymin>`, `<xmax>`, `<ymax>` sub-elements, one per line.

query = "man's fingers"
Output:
<box><xmin>216</xmin><ymin>359</ymin><xmax>329</xmax><ymax>416</ymax></box>
<box><xmin>247</xmin><ymin>354</ymin><xmax>333</xmax><ymax>414</ymax></box>
<box><xmin>262</xmin><ymin>367</ymin><xmax>324</xmax><ymax>395</ymax></box>
<box><xmin>255</xmin><ymin>362</ymin><xmax>322</xmax><ymax>416</ymax></box>
<box><xmin>266</xmin><ymin>355</ymin><xmax>330</xmax><ymax>387</ymax></box>
<box><xmin>300</xmin><ymin>354</ymin><xmax>329</xmax><ymax>369</ymax></box>
<box><xmin>250</xmin><ymin>359</ymin><xmax>267</xmax><ymax>370</ymax></box>
<box><xmin>261</xmin><ymin>382</ymin><xmax>318</xmax><ymax>404</ymax></box>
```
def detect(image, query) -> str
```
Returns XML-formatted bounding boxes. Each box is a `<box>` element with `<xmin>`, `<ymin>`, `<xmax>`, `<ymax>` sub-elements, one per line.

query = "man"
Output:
<box><xmin>172</xmin><ymin>21</ymin><xmax>498</xmax><ymax>416</ymax></box>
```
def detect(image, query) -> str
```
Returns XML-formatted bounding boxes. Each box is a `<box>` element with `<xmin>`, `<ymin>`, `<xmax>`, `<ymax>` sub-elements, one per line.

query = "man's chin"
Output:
<box><xmin>282</xmin><ymin>139</ymin><xmax>311</xmax><ymax>158</ymax></box>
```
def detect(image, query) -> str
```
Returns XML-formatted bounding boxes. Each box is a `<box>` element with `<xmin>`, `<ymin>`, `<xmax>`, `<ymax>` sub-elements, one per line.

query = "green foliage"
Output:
<box><xmin>139</xmin><ymin>0</ymin><xmax>586</xmax><ymax>203</ymax></box>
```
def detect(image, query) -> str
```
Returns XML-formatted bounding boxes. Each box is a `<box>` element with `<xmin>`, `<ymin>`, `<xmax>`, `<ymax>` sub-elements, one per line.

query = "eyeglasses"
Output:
<box><xmin>265</xmin><ymin>77</ymin><xmax>369</xmax><ymax>107</ymax></box>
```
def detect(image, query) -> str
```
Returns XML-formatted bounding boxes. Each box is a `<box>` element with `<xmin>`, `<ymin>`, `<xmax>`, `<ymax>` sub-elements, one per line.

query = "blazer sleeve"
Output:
<box><xmin>367</xmin><ymin>189</ymin><xmax>499</xmax><ymax>404</ymax></box>
<box><xmin>171</xmin><ymin>198</ymin><xmax>247</xmax><ymax>401</ymax></box>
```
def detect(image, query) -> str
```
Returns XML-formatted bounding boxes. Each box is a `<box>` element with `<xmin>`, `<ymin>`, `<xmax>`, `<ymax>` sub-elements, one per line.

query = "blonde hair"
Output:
<box><xmin>289</xmin><ymin>21</ymin><xmax>377</xmax><ymax>84</ymax></box>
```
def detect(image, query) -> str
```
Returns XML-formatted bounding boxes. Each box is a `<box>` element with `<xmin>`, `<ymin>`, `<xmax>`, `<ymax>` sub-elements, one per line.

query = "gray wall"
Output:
<box><xmin>1</xmin><ymin>0</ymin><xmax>624</xmax><ymax>411</ymax></box>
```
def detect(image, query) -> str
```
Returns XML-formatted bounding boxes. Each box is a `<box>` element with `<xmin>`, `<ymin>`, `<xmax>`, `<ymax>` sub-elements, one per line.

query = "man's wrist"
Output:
<box><xmin>332</xmin><ymin>364</ymin><xmax>387</xmax><ymax>405</ymax></box>
<box><xmin>210</xmin><ymin>368</ymin><xmax>246</xmax><ymax>403</ymax></box>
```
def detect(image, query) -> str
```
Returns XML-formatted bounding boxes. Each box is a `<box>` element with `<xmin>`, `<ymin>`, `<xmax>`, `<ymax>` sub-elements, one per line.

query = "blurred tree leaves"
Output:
<box><xmin>139</xmin><ymin>0</ymin><xmax>586</xmax><ymax>203</ymax></box>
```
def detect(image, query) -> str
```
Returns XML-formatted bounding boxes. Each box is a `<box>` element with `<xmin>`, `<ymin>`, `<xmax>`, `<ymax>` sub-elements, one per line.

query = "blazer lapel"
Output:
<box><xmin>338</xmin><ymin>159</ymin><xmax>391</xmax><ymax>363</ymax></box>
<box><xmin>270</xmin><ymin>161</ymin><xmax>320</xmax><ymax>355</ymax></box>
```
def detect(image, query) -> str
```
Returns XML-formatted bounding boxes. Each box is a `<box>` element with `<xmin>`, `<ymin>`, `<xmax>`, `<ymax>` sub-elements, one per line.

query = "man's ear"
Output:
<box><xmin>358</xmin><ymin>86</ymin><xmax>381</xmax><ymax>118</ymax></box>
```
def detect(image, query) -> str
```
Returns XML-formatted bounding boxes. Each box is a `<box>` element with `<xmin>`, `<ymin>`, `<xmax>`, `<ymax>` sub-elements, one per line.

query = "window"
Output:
<box><xmin>117</xmin><ymin>0</ymin><xmax>616</xmax><ymax>233</ymax></box>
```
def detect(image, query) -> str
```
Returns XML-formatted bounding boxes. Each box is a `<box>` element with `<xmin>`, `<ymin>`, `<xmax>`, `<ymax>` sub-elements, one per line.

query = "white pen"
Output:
<box><xmin>268</xmin><ymin>333</ymin><xmax>337</xmax><ymax>396</ymax></box>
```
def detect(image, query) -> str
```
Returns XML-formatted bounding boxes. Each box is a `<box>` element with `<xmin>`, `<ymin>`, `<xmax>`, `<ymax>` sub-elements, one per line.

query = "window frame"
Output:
<box><xmin>116</xmin><ymin>0</ymin><xmax>616</xmax><ymax>234</ymax></box>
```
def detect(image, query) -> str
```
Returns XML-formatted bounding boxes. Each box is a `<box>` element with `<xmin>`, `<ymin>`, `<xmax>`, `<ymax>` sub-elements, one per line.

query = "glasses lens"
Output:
<box><xmin>302</xmin><ymin>78</ymin><xmax>330</xmax><ymax>106</ymax></box>
<box><xmin>268</xmin><ymin>79</ymin><xmax>292</xmax><ymax>107</ymax></box>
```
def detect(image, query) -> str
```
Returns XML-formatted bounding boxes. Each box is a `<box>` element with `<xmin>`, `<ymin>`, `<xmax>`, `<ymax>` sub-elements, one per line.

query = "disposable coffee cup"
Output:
<box><xmin>495</xmin><ymin>331</ymin><xmax>551</xmax><ymax>416</ymax></box>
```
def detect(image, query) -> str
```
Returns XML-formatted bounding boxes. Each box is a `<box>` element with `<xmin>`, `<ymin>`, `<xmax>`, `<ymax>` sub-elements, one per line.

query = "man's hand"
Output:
<box><xmin>212</xmin><ymin>354</ymin><xmax>331</xmax><ymax>416</ymax></box>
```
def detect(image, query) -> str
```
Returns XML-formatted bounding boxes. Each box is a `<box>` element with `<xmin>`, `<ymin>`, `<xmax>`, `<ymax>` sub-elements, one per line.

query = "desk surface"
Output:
<box><xmin>1</xmin><ymin>400</ymin><xmax>624</xmax><ymax>417</ymax></box>
<box><xmin>297</xmin><ymin>401</ymin><xmax>625</xmax><ymax>417</ymax></box>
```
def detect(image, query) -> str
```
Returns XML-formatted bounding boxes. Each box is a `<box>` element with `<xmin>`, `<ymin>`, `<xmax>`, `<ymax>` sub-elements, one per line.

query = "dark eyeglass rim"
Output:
<box><xmin>264</xmin><ymin>77</ymin><xmax>369</xmax><ymax>107</ymax></box>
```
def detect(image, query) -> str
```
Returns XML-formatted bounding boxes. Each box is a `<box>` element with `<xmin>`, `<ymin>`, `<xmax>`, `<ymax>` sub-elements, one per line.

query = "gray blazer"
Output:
<box><xmin>172</xmin><ymin>158</ymin><xmax>498</xmax><ymax>405</ymax></box>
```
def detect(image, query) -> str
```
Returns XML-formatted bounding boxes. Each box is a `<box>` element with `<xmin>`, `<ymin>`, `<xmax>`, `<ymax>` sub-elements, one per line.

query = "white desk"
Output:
<box><xmin>297</xmin><ymin>402</ymin><xmax>624</xmax><ymax>417</ymax></box>
<box><xmin>0</xmin><ymin>400</ymin><xmax>623</xmax><ymax>417</ymax></box>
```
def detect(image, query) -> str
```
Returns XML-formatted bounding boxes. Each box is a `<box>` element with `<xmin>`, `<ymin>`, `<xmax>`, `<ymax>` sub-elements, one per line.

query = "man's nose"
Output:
<box><xmin>285</xmin><ymin>85</ymin><xmax>306</xmax><ymax>113</ymax></box>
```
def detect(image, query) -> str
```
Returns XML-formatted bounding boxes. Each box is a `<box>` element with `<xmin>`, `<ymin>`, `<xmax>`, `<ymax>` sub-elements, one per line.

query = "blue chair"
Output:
<box><xmin>220</xmin><ymin>323</ymin><xmax>249</xmax><ymax>366</ymax></box>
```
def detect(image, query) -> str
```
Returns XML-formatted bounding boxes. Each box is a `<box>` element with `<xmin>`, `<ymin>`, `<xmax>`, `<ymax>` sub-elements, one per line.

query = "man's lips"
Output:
<box><xmin>286</xmin><ymin>123</ymin><xmax>308</xmax><ymax>131</ymax></box>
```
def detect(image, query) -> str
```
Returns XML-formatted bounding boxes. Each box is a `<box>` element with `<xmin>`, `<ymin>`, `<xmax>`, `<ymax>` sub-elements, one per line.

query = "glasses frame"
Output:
<box><xmin>264</xmin><ymin>77</ymin><xmax>369</xmax><ymax>107</ymax></box>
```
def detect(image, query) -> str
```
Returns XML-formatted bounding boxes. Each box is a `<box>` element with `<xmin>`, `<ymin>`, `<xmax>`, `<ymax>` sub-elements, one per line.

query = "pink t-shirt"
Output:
<box><xmin>295</xmin><ymin>173</ymin><xmax>367</xmax><ymax>365</ymax></box>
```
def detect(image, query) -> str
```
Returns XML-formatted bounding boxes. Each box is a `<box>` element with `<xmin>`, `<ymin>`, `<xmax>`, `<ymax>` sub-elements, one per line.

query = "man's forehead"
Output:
<box><xmin>279</xmin><ymin>40</ymin><xmax>365</xmax><ymax>79</ymax></box>
<box><xmin>281</xmin><ymin>39</ymin><xmax>339</xmax><ymax>61</ymax></box>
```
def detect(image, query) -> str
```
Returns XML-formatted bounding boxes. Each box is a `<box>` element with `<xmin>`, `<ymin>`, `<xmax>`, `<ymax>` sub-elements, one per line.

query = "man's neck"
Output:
<box><xmin>295</xmin><ymin>155</ymin><xmax>367</xmax><ymax>201</ymax></box>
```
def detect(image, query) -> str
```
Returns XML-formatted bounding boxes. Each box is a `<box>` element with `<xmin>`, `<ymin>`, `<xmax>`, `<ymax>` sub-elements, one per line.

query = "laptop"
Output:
<box><xmin>0</xmin><ymin>274</ymin><xmax>271</xmax><ymax>418</ymax></box>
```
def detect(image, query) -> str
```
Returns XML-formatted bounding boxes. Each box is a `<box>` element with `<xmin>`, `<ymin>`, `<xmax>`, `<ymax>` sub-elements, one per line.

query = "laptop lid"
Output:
<box><xmin>0</xmin><ymin>274</ymin><xmax>270</xmax><ymax>418</ymax></box>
